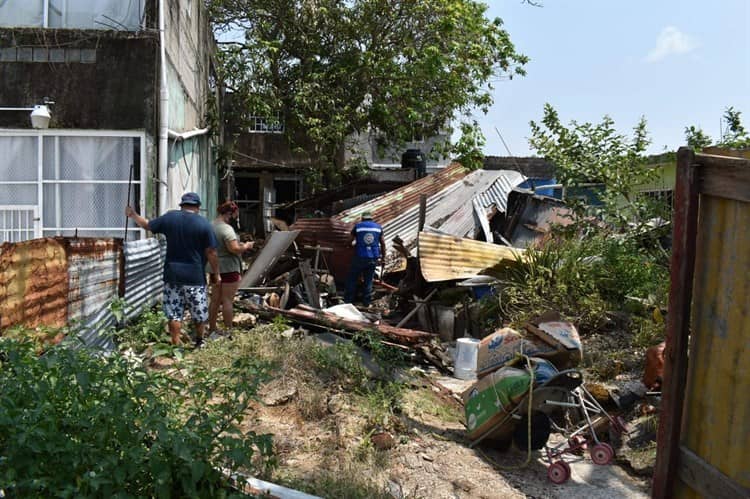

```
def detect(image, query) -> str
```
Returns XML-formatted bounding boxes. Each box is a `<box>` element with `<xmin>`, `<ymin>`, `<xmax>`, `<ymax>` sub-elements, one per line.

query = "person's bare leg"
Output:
<box><xmin>168</xmin><ymin>320</ymin><xmax>182</xmax><ymax>345</ymax></box>
<box><xmin>195</xmin><ymin>322</ymin><xmax>208</xmax><ymax>342</ymax></box>
<box><xmin>208</xmin><ymin>282</ymin><xmax>222</xmax><ymax>332</ymax></box>
<box><xmin>221</xmin><ymin>281</ymin><xmax>241</xmax><ymax>329</ymax></box>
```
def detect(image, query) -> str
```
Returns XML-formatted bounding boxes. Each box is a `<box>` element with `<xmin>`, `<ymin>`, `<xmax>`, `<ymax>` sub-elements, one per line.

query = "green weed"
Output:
<box><xmin>0</xmin><ymin>337</ymin><xmax>275</xmax><ymax>497</ymax></box>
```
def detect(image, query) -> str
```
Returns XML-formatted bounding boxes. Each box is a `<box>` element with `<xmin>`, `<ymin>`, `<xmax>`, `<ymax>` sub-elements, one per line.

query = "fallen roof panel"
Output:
<box><xmin>418</xmin><ymin>231</ymin><xmax>524</xmax><ymax>282</ymax></box>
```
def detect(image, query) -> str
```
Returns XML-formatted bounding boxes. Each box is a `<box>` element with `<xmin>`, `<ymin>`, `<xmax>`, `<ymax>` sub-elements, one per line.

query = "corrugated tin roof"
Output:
<box><xmin>476</xmin><ymin>170</ymin><xmax>526</xmax><ymax>212</ymax></box>
<box><xmin>418</xmin><ymin>232</ymin><xmax>524</xmax><ymax>282</ymax></box>
<box><xmin>336</xmin><ymin>162</ymin><xmax>469</xmax><ymax>224</ymax></box>
<box><xmin>436</xmin><ymin>169</ymin><xmax>525</xmax><ymax>238</ymax></box>
<box><xmin>291</xmin><ymin>218</ymin><xmax>355</xmax><ymax>281</ymax></box>
<box><xmin>287</xmin><ymin>166</ymin><xmax>525</xmax><ymax>280</ymax></box>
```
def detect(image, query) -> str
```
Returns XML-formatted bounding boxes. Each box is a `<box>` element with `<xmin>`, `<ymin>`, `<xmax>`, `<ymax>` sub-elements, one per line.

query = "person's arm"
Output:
<box><xmin>205</xmin><ymin>247</ymin><xmax>220</xmax><ymax>285</ymax></box>
<box><xmin>226</xmin><ymin>238</ymin><xmax>253</xmax><ymax>255</ymax></box>
<box><xmin>125</xmin><ymin>205</ymin><xmax>151</xmax><ymax>231</ymax></box>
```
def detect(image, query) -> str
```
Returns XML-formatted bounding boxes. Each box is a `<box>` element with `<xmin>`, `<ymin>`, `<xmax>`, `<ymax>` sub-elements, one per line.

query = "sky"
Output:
<box><xmin>474</xmin><ymin>0</ymin><xmax>750</xmax><ymax>157</ymax></box>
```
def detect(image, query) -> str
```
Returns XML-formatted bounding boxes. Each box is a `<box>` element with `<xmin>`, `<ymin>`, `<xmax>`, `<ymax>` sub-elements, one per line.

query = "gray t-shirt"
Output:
<box><xmin>212</xmin><ymin>220</ymin><xmax>243</xmax><ymax>274</ymax></box>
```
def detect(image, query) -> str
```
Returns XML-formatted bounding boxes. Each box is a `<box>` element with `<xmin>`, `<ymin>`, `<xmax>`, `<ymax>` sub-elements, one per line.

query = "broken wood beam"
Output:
<box><xmin>237</xmin><ymin>301</ymin><xmax>435</xmax><ymax>346</ymax></box>
<box><xmin>396</xmin><ymin>288</ymin><xmax>438</xmax><ymax>328</ymax></box>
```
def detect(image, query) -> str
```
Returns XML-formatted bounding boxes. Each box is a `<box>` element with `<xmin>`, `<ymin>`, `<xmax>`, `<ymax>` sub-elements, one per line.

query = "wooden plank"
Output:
<box><xmin>653</xmin><ymin>147</ymin><xmax>700</xmax><ymax>499</ymax></box>
<box><xmin>418</xmin><ymin>194</ymin><xmax>427</xmax><ymax>232</ymax></box>
<box><xmin>697</xmin><ymin>153</ymin><xmax>750</xmax><ymax>202</ymax></box>
<box><xmin>298</xmin><ymin>259</ymin><xmax>321</xmax><ymax>309</ymax></box>
<box><xmin>678</xmin><ymin>446</ymin><xmax>750</xmax><ymax>499</ymax></box>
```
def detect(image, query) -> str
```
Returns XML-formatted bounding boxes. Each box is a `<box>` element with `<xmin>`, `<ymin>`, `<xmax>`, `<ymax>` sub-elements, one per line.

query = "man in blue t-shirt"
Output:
<box><xmin>126</xmin><ymin>192</ymin><xmax>219</xmax><ymax>346</ymax></box>
<box><xmin>344</xmin><ymin>211</ymin><xmax>386</xmax><ymax>306</ymax></box>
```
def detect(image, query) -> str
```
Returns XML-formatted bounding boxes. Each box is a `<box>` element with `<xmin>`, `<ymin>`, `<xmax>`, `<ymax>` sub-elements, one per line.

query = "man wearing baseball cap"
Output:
<box><xmin>344</xmin><ymin>210</ymin><xmax>385</xmax><ymax>306</ymax></box>
<box><xmin>126</xmin><ymin>192</ymin><xmax>220</xmax><ymax>346</ymax></box>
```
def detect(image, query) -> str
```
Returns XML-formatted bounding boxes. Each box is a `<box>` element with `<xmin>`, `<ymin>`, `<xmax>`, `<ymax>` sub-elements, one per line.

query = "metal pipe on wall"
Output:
<box><xmin>158</xmin><ymin>0</ymin><xmax>169</xmax><ymax>215</ymax></box>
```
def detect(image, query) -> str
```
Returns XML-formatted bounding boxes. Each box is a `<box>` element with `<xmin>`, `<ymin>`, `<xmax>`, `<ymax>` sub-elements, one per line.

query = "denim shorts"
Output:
<box><xmin>163</xmin><ymin>282</ymin><xmax>209</xmax><ymax>323</ymax></box>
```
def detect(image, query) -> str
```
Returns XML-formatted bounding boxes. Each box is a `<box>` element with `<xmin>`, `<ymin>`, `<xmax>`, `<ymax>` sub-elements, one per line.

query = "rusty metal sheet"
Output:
<box><xmin>239</xmin><ymin>230</ymin><xmax>300</xmax><ymax>288</ymax></box>
<box><xmin>418</xmin><ymin>232</ymin><xmax>523</xmax><ymax>282</ymax></box>
<box><xmin>291</xmin><ymin>218</ymin><xmax>354</xmax><ymax>282</ymax></box>
<box><xmin>336</xmin><ymin>162</ymin><xmax>469</xmax><ymax>224</ymax></box>
<box><xmin>65</xmin><ymin>238</ymin><xmax>121</xmax><ymax>324</ymax></box>
<box><xmin>62</xmin><ymin>238</ymin><xmax>122</xmax><ymax>349</ymax></box>
<box><xmin>0</xmin><ymin>238</ymin><xmax>69</xmax><ymax>330</ymax></box>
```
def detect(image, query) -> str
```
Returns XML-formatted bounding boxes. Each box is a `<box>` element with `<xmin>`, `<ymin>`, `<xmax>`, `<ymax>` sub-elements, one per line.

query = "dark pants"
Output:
<box><xmin>345</xmin><ymin>255</ymin><xmax>378</xmax><ymax>306</ymax></box>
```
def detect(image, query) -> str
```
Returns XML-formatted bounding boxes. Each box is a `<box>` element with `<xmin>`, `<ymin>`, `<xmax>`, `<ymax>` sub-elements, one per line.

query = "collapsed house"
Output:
<box><xmin>290</xmin><ymin>162</ymin><xmax>526</xmax><ymax>282</ymax></box>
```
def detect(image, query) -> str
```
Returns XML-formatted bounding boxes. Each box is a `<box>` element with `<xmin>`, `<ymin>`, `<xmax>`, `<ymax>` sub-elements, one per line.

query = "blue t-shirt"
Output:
<box><xmin>353</xmin><ymin>220</ymin><xmax>383</xmax><ymax>259</ymax></box>
<box><xmin>149</xmin><ymin>210</ymin><xmax>218</xmax><ymax>285</ymax></box>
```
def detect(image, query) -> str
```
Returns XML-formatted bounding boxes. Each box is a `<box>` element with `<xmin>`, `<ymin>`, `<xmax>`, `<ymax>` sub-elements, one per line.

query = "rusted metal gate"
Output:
<box><xmin>653</xmin><ymin>148</ymin><xmax>750</xmax><ymax>498</ymax></box>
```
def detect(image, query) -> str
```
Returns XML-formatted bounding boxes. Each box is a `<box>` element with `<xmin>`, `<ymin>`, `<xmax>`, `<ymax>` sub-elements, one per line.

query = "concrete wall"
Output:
<box><xmin>0</xmin><ymin>29</ymin><xmax>158</xmax><ymax>131</ymax></box>
<box><xmin>164</xmin><ymin>0</ymin><xmax>213</xmax><ymax>133</ymax></box>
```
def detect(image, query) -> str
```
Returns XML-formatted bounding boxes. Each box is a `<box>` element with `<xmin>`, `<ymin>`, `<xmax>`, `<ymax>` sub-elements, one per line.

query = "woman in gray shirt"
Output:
<box><xmin>208</xmin><ymin>201</ymin><xmax>254</xmax><ymax>334</ymax></box>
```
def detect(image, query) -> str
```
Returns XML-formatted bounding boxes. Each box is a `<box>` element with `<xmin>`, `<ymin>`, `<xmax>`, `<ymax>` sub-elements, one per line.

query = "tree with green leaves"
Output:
<box><xmin>208</xmin><ymin>0</ymin><xmax>527</xmax><ymax>180</ymax></box>
<box><xmin>684</xmin><ymin>106</ymin><xmax>750</xmax><ymax>151</ymax></box>
<box><xmin>684</xmin><ymin>125</ymin><xmax>712</xmax><ymax>151</ymax></box>
<box><xmin>528</xmin><ymin>104</ymin><xmax>659</xmax><ymax>229</ymax></box>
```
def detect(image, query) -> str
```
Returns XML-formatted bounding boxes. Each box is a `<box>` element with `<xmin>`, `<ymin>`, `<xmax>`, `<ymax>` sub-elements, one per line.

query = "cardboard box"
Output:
<box><xmin>463</xmin><ymin>366</ymin><xmax>532</xmax><ymax>441</ymax></box>
<box><xmin>476</xmin><ymin>328</ymin><xmax>556</xmax><ymax>377</ymax></box>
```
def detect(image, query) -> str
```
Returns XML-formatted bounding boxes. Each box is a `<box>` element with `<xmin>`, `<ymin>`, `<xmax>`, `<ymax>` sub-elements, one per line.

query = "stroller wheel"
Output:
<box><xmin>548</xmin><ymin>461</ymin><xmax>570</xmax><ymax>484</ymax></box>
<box><xmin>590</xmin><ymin>442</ymin><xmax>615</xmax><ymax>465</ymax></box>
<box><xmin>513</xmin><ymin>411</ymin><xmax>551</xmax><ymax>450</ymax></box>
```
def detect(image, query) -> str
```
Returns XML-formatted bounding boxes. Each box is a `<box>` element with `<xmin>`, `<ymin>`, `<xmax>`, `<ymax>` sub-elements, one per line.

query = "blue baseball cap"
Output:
<box><xmin>180</xmin><ymin>192</ymin><xmax>201</xmax><ymax>206</ymax></box>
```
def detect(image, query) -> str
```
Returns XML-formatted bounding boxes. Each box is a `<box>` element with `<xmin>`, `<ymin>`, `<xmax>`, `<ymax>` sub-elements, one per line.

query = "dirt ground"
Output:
<box><xmin>246</xmin><ymin>367</ymin><xmax>651</xmax><ymax>499</ymax></box>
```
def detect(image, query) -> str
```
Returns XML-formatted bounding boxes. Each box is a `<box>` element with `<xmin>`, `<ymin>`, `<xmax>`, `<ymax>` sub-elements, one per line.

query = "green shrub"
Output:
<box><xmin>497</xmin><ymin>233</ymin><xmax>668</xmax><ymax>333</ymax></box>
<box><xmin>112</xmin><ymin>306</ymin><xmax>170</xmax><ymax>353</ymax></box>
<box><xmin>0</xmin><ymin>338</ymin><xmax>275</xmax><ymax>498</ymax></box>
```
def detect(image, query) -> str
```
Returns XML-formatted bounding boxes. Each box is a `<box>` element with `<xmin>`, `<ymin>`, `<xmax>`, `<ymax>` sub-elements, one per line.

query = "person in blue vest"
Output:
<box><xmin>345</xmin><ymin>211</ymin><xmax>386</xmax><ymax>306</ymax></box>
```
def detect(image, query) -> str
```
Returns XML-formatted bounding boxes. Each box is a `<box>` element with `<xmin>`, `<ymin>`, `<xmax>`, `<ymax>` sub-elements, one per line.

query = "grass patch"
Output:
<box><xmin>403</xmin><ymin>388</ymin><xmax>462</xmax><ymax>425</ymax></box>
<box><xmin>276</xmin><ymin>467</ymin><xmax>394</xmax><ymax>499</ymax></box>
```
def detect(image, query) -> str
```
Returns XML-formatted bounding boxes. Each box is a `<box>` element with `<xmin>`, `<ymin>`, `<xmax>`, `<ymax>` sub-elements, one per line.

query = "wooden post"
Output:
<box><xmin>418</xmin><ymin>194</ymin><xmax>427</xmax><ymax>232</ymax></box>
<box><xmin>652</xmin><ymin>147</ymin><xmax>700</xmax><ymax>499</ymax></box>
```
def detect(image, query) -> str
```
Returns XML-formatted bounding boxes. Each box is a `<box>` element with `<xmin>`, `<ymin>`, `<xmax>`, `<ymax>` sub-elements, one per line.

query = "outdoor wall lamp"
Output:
<box><xmin>0</xmin><ymin>100</ymin><xmax>53</xmax><ymax>129</ymax></box>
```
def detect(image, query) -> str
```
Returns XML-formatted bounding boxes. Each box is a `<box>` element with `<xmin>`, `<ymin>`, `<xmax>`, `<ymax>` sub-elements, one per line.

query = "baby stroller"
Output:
<box><xmin>468</xmin><ymin>368</ymin><xmax>626</xmax><ymax>484</ymax></box>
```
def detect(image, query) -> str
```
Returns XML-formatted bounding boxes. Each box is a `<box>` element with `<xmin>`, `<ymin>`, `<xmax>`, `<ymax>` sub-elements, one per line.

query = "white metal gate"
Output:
<box><xmin>0</xmin><ymin>205</ymin><xmax>39</xmax><ymax>243</ymax></box>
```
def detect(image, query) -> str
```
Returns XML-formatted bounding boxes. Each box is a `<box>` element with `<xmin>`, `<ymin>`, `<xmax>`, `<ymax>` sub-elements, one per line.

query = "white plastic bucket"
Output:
<box><xmin>454</xmin><ymin>337</ymin><xmax>480</xmax><ymax>380</ymax></box>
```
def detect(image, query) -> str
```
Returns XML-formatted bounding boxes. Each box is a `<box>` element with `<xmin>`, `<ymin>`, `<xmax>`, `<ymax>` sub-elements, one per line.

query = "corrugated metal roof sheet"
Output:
<box><xmin>291</xmin><ymin>218</ymin><xmax>355</xmax><ymax>281</ymax></box>
<box><xmin>476</xmin><ymin>170</ymin><xmax>526</xmax><ymax>212</ymax></box>
<box><xmin>287</xmin><ymin>166</ymin><xmax>525</xmax><ymax>279</ymax></box>
<box><xmin>336</xmin><ymin>162</ymin><xmax>469</xmax><ymax>224</ymax></box>
<box><xmin>436</xmin><ymin>169</ymin><xmax>525</xmax><ymax>238</ymax></box>
<box><xmin>418</xmin><ymin>232</ymin><xmax>523</xmax><ymax>282</ymax></box>
<box><xmin>123</xmin><ymin>238</ymin><xmax>165</xmax><ymax>320</ymax></box>
<box><xmin>1</xmin><ymin>237</ymin><xmax>165</xmax><ymax>351</ymax></box>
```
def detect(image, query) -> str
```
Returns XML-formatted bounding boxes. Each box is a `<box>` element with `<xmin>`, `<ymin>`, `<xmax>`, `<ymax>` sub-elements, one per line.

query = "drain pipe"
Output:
<box><xmin>158</xmin><ymin>0</ymin><xmax>169</xmax><ymax>214</ymax></box>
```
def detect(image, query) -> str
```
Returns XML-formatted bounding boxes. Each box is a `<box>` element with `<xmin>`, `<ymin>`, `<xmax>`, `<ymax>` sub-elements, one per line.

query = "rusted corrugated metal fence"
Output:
<box><xmin>0</xmin><ymin>237</ymin><xmax>164</xmax><ymax>349</ymax></box>
<box><xmin>653</xmin><ymin>148</ymin><xmax>750</xmax><ymax>498</ymax></box>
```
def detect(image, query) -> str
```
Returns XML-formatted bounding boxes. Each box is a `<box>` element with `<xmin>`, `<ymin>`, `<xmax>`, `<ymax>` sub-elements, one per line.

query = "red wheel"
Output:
<box><xmin>548</xmin><ymin>461</ymin><xmax>570</xmax><ymax>484</ymax></box>
<box><xmin>590</xmin><ymin>442</ymin><xmax>614</xmax><ymax>465</ymax></box>
<box><xmin>561</xmin><ymin>460</ymin><xmax>571</xmax><ymax>476</ymax></box>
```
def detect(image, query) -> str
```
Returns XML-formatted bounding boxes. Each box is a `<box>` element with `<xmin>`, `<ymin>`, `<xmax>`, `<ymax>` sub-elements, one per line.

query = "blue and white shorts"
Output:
<box><xmin>163</xmin><ymin>282</ymin><xmax>209</xmax><ymax>323</ymax></box>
